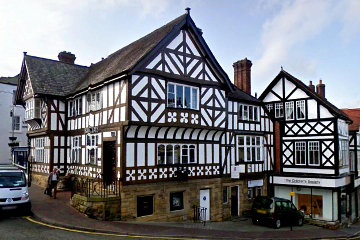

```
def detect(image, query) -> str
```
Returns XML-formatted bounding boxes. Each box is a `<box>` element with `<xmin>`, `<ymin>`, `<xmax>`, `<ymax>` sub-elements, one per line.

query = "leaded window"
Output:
<box><xmin>167</xmin><ymin>83</ymin><xmax>198</xmax><ymax>110</ymax></box>
<box><xmin>308</xmin><ymin>141</ymin><xmax>320</xmax><ymax>165</ymax></box>
<box><xmin>295</xmin><ymin>142</ymin><xmax>306</xmax><ymax>165</ymax></box>
<box><xmin>71</xmin><ymin>136</ymin><xmax>81</xmax><ymax>164</ymax></box>
<box><xmin>86</xmin><ymin>134</ymin><xmax>99</xmax><ymax>165</ymax></box>
<box><xmin>275</xmin><ymin>103</ymin><xmax>283</xmax><ymax>118</ymax></box>
<box><xmin>157</xmin><ymin>144</ymin><xmax>196</xmax><ymax>165</ymax></box>
<box><xmin>296</xmin><ymin>100</ymin><xmax>305</xmax><ymax>120</ymax></box>
<box><xmin>285</xmin><ymin>102</ymin><xmax>294</xmax><ymax>120</ymax></box>
<box><xmin>237</xmin><ymin>136</ymin><xmax>263</xmax><ymax>162</ymax></box>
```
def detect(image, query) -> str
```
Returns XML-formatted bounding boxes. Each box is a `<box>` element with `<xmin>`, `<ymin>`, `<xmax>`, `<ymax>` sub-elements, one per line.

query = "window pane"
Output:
<box><xmin>167</xmin><ymin>84</ymin><xmax>175</xmax><ymax>107</ymax></box>
<box><xmin>254</xmin><ymin>107</ymin><xmax>258</xmax><ymax>121</ymax></box>
<box><xmin>176</xmin><ymin>85</ymin><xmax>183</xmax><ymax>108</ymax></box>
<box><xmin>249</xmin><ymin>106</ymin><xmax>253</xmax><ymax>121</ymax></box>
<box><xmin>239</xmin><ymin>104</ymin><xmax>243</xmax><ymax>120</ymax></box>
<box><xmin>158</xmin><ymin>145</ymin><xmax>165</xmax><ymax>164</ymax></box>
<box><xmin>166</xmin><ymin>145</ymin><xmax>173</xmax><ymax>164</ymax></box>
<box><xmin>192</xmin><ymin>88</ymin><xmax>198</xmax><ymax>109</ymax></box>
<box><xmin>238</xmin><ymin>147</ymin><xmax>244</xmax><ymax>162</ymax></box>
<box><xmin>182</xmin><ymin>145</ymin><xmax>188</xmax><ymax>164</ymax></box>
<box><xmin>189</xmin><ymin>146</ymin><xmax>195</xmax><ymax>163</ymax></box>
<box><xmin>184</xmin><ymin>86</ymin><xmax>191</xmax><ymax>109</ymax></box>
<box><xmin>174</xmin><ymin>145</ymin><xmax>180</xmax><ymax>164</ymax></box>
<box><xmin>239</xmin><ymin>136</ymin><xmax>244</xmax><ymax>145</ymax></box>
<box><xmin>247</xmin><ymin>146</ymin><xmax>251</xmax><ymax>161</ymax></box>
<box><xmin>243</xmin><ymin>106</ymin><xmax>248</xmax><ymax>120</ymax></box>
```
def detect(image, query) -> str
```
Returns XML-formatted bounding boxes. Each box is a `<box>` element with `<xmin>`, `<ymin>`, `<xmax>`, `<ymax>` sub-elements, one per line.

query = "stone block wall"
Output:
<box><xmin>70</xmin><ymin>194</ymin><xmax>121</xmax><ymax>220</ymax></box>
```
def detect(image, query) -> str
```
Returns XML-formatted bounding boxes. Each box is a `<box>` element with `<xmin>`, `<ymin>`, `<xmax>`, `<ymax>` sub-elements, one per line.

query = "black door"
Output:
<box><xmin>231</xmin><ymin>186</ymin><xmax>238</xmax><ymax>216</ymax></box>
<box><xmin>103</xmin><ymin>141</ymin><xmax>116</xmax><ymax>185</ymax></box>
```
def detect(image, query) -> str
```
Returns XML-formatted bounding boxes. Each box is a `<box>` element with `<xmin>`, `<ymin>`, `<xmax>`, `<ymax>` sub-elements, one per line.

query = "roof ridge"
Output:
<box><xmin>25</xmin><ymin>54</ymin><xmax>89</xmax><ymax>68</ymax></box>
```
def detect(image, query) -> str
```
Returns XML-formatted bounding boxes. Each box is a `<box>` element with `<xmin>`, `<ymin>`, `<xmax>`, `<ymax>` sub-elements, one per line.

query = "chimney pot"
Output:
<box><xmin>233</xmin><ymin>58</ymin><xmax>252</xmax><ymax>94</ymax></box>
<box><xmin>58</xmin><ymin>51</ymin><xmax>76</xmax><ymax>64</ymax></box>
<box><xmin>309</xmin><ymin>80</ymin><xmax>315</xmax><ymax>92</ymax></box>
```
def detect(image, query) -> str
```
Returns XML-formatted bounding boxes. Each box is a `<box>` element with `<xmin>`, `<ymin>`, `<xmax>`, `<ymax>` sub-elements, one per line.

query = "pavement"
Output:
<box><xmin>28</xmin><ymin>183</ymin><xmax>360</xmax><ymax>239</ymax></box>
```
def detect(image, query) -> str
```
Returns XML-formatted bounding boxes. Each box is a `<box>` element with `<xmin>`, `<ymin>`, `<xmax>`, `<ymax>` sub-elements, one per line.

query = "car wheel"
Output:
<box><xmin>252</xmin><ymin>218</ymin><xmax>258</xmax><ymax>225</ymax></box>
<box><xmin>274</xmin><ymin>219</ymin><xmax>281</xmax><ymax>229</ymax></box>
<box><xmin>298</xmin><ymin>217</ymin><xmax>304</xmax><ymax>226</ymax></box>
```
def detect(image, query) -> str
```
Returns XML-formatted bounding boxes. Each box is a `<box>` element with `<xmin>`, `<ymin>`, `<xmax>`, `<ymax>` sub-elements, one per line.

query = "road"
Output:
<box><xmin>0</xmin><ymin>213</ymin><xmax>192</xmax><ymax>240</ymax></box>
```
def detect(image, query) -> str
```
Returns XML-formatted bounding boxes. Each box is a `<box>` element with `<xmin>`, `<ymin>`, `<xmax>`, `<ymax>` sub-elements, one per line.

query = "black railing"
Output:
<box><xmin>71</xmin><ymin>178</ymin><xmax>121</xmax><ymax>198</ymax></box>
<box><xmin>193</xmin><ymin>205</ymin><xmax>207</xmax><ymax>226</ymax></box>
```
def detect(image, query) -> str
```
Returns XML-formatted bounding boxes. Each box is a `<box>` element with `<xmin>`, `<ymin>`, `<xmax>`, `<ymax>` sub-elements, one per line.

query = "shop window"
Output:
<box><xmin>296</xmin><ymin>100</ymin><xmax>305</xmax><ymax>120</ymax></box>
<box><xmin>297</xmin><ymin>194</ymin><xmax>323</xmax><ymax>218</ymax></box>
<box><xmin>170</xmin><ymin>192</ymin><xmax>184</xmax><ymax>211</ymax></box>
<box><xmin>308</xmin><ymin>141</ymin><xmax>320</xmax><ymax>166</ymax></box>
<box><xmin>223</xmin><ymin>187</ymin><xmax>228</xmax><ymax>204</ymax></box>
<box><xmin>275</xmin><ymin>103</ymin><xmax>283</xmax><ymax>118</ymax></box>
<box><xmin>285</xmin><ymin>102</ymin><xmax>294</xmax><ymax>120</ymax></box>
<box><xmin>137</xmin><ymin>195</ymin><xmax>154</xmax><ymax>217</ymax></box>
<box><xmin>247</xmin><ymin>186</ymin><xmax>262</xmax><ymax>200</ymax></box>
<box><xmin>295</xmin><ymin>142</ymin><xmax>306</xmax><ymax>165</ymax></box>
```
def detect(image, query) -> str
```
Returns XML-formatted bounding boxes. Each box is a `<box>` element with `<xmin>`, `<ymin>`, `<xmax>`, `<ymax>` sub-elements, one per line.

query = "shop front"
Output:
<box><xmin>271</xmin><ymin>175</ymin><xmax>351</xmax><ymax>222</ymax></box>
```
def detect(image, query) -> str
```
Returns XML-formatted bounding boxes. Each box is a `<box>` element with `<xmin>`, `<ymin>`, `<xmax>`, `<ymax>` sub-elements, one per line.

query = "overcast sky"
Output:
<box><xmin>1</xmin><ymin>0</ymin><xmax>360</xmax><ymax>108</ymax></box>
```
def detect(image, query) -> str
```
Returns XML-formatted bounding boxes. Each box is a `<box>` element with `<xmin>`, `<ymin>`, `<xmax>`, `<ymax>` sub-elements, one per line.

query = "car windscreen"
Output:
<box><xmin>253</xmin><ymin>197</ymin><xmax>273</xmax><ymax>209</ymax></box>
<box><xmin>0</xmin><ymin>172</ymin><xmax>26</xmax><ymax>188</ymax></box>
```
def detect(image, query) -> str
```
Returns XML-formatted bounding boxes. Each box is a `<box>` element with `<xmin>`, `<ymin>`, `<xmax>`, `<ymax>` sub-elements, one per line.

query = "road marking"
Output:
<box><xmin>24</xmin><ymin>216</ymin><xmax>208</xmax><ymax>240</ymax></box>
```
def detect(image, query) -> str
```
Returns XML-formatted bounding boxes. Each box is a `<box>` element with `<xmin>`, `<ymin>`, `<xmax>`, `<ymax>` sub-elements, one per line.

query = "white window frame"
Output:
<box><xmin>266</xmin><ymin>104</ymin><xmax>273</xmax><ymax>112</ymax></box>
<box><xmin>308</xmin><ymin>141</ymin><xmax>320</xmax><ymax>166</ymax></box>
<box><xmin>275</xmin><ymin>103</ymin><xmax>283</xmax><ymax>118</ymax></box>
<box><xmin>285</xmin><ymin>101</ymin><xmax>294</xmax><ymax>120</ymax></box>
<box><xmin>238</xmin><ymin>104</ymin><xmax>259</xmax><ymax>122</ymax></box>
<box><xmin>296</xmin><ymin>100</ymin><xmax>305</xmax><ymax>120</ymax></box>
<box><xmin>87</xmin><ymin>91</ymin><xmax>102</xmax><ymax>112</ymax></box>
<box><xmin>35</xmin><ymin>138</ymin><xmax>45</xmax><ymax>163</ymax></box>
<box><xmin>295</xmin><ymin>142</ymin><xmax>306</xmax><ymax>165</ymax></box>
<box><xmin>339</xmin><ymin>139</ymin><xmax>349</xmax><ymax>167</ymax></box>
<box><xmin>69</xmin><ymin>98</ymin><xmax>82</xmax><ymax>117</ymax></box>
<box><xmin>157</xmin><ymin>143</ymin><xmax>197</xmax><ymax>165</ymax></box>
<box><xmin>25</xmin><ymin>99</ymin><xmax>34</xmax><ymax>120</ymax></box>
<box><xmin>12</xmin><ymin>115</ymin><xmax>21</xmax><ymax>131</ymax></box>
<box><xmin>167</xmin><ymin>83</ymin><xmax>198</xmax><ymax>110</ymax></box>
<box><xmin>237</xmin><ymin>135</ymin><xmax>263</xmax><ymax>162</ymax></box>
<box><xmin>71</xmin><ymin>136</ymin><xmax>81</xmax><ymax>164</ymax></box>
<box><xmin>86</xmin><ymin>134</ymin><xmax>99</xmax><ymax>165</ymax></box>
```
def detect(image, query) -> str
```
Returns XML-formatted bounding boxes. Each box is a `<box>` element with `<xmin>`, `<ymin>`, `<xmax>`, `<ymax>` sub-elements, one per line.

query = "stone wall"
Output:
<box><xmin>120</xmin><ymin>178</ymin><xmax>223</xmax><ymax>222</ymax></box>
<box><xmin>70</xmin><ymin>194</ymin><xmax>121</xmax><ymax>220</ymax></box>
<box><xmin>31</xmin><ymin>172</ymin><xmax>72</xmax><ymax>190</ymax></box>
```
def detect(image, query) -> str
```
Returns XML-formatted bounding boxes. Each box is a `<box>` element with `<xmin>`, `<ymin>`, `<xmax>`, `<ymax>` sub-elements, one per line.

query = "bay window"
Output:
<box><xmin>167</xmin><ymin>83</ymin><xmax>198</xmax><ymax>110</ymax></box>
<box><xmin>237</xmin><ymin>136</ymin><xmax>263</xmax><ymax>162</ymax></box>
<box><xmin>157</xmin><ymin>144</ymin><xmax>196</xmax><ymax>165</ymax></box>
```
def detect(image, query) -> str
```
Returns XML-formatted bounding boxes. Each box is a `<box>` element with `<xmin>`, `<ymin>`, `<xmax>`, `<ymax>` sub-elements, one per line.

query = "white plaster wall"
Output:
<box><xmin>0</xmin><ymin>83</ymin><xmax>27</xmax><ymax>164</ymax></box>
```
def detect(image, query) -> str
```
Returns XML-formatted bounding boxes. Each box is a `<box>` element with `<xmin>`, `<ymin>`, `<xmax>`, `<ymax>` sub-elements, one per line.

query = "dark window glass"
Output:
<box><xmin>170</xmin><ymin>192</ymin><xmax>184</xmax><ymax>211</ymax></box>
<box><xmin>254</xmin><ymin>107</ymin><xmax>258</xmax><ymax>121</ymax></box>
<box><xmin>176</xmin><ymin>85</ymin><xmax>183</xmax><ymax>108</ymax></box>
<box><xmin>137</xmin><ymin>195</ymin><xmax>154</xmax><ymax>217</ymax></box>
<box><xmin>184</xmin><ymin>86</ymin><xmax>191</xmax><ymax>109</ymax></box>
<box><xmin>167</xmin><ymin>84</ymin><xmax>175</xmax><ymax>107</ymax></box>
<box><xmin>223</xmin><ymin>187</ymin><xmax>228</xmax><ymax>203</ymax></box>
<box><xmin>182</xmin><ymin>145</ymin><xmax>188</xmax><ymax>164</ymax></box>
<box><xmin>239</xmin><ymin>104</ymin><xmax>243</xmax><ymax>120</ymax></box>
<box><xmin>189</xmin><ymin>145</ymin><xmax>195</xmax><ymax>163</ymax></box>
<box><xmin>192</xmin><ymin>88</ymin><xmax>198</xmax><ymax>109</ymax></box>
<box><xmin>158</xmin><ymin>145</ymin><xmax>165</xmax><ymax>165</ymax></box>
<box><xmin>249</xmin><ymin>106</ymin><xmax>253</xmax><ymax>121</ymax></box>
<box><xmin>174</xmin><ymin>145</ymin><xmax>180</xmax><ymax>164</ymax></box>
<box><xmin>166</xmin><ymin>145</ymin><xmax>173</xmax><ymax>164</ymax></box>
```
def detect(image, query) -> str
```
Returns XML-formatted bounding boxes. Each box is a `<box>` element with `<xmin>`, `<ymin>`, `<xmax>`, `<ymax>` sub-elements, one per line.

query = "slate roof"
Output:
<box><xmin>0</xmin><ymin>74</ymin><xmax>19</xmax><ymax>85</ymax></box>
<box><xmin>75</xmin><ymin>14</ymin><xmax>187</xmax><ymax>92</ymax></box>
<box><xmin>24</xmin><ymin>55</ymin><xmax>89</xmax><ymax>97</ymax></box>
<box><xmin>260</xmin><ymin>70</ymin><xmax>351</xmax><ymax>121</ymax></box>
<box><xmin>341</xmin><ymin>108</ymin><xmax>360</xmax><ymax>131</ymax></box>
<box><xmin>227</xmin><ymin>84</ymin><xmax>260</xmax><ymax>103</ymax></box>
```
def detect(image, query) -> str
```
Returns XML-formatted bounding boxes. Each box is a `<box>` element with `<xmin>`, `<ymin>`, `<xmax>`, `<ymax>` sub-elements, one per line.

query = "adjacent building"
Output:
<box><xmin>0</xmin><ymin>75</ymin><xmax>27</xmax><ymax>165</ymax></box>
<box><xmin>260</xmin><ymin>70</ymin><xmax>353</xmax><ymax>222</ymax></box>
<box><xmin>15</xmin><ymin>11</ymin><xmax>274</xmax><ymax>221</ymax></box>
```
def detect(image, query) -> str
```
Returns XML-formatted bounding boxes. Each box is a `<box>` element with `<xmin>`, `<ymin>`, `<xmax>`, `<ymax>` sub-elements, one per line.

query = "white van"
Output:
<box><xmin>0</xmin><ymin>166</ymin><xmax>31</xmax><ymax>214</ymax></box>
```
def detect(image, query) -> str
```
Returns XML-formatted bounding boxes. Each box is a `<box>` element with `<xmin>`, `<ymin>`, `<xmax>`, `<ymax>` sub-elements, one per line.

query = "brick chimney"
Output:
<box><xmin>233</xmin><ymin>58</ymin><xmax>252</xmax><ymax>94</ymax></box>
<box><xmin>308</xmin><ymin>81</ymin><xmax>315</xmax><ymax>92</ymax></box>
<box><xmin>316</xmin><ymin>80</ymin><xmax>325</xmax><ymax>98</ymax></box>
<box><xmin>58</xmin><ymin>51</ymin><xmax>76</xmax><ymax>64</ymax></box>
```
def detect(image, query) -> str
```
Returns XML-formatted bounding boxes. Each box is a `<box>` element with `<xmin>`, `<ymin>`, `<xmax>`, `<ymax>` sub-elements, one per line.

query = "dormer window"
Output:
<box><xmin>238</xmin><ymin>104</ymin><xmax>259</xmax><ymax>122</ymax></box>
<box><xmin>167</xmin><ymin>83</ymin><xmax>198</xmax><ymax>110</ymax></box>
<box><xmin>87</xmin><ymin>91</ymin><xmax>102</xmax><ymax>112</ymax></box>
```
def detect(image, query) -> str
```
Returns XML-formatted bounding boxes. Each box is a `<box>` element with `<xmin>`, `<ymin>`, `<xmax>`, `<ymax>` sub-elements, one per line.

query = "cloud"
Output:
<box><xmin>340</xmin><ymin>0</ymin><xmax>360</xmax><ymax>44</ymax></box>
<box><xmin>253</xmin><ymin>0</ymin><xmax>334</xmax><ymax>83</ymax></box>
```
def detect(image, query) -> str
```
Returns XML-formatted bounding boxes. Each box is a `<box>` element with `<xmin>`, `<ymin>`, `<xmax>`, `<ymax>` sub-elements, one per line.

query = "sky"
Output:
<box><xmin>1</xmin><ymin>0</ymin><xmax>360</xmax><ymax>108</ymax></box>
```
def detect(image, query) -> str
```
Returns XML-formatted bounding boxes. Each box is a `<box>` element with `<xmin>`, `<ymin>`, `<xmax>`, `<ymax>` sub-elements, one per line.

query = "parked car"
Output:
<box><xmin>0</xmin><ymin>165</ymin><xmax>31</xmax><ymax>214</ymax></box>
<box><xmin>251</xmin><ymin>196</ymin><xmax>304</xmax><ymax>229</ymax></box>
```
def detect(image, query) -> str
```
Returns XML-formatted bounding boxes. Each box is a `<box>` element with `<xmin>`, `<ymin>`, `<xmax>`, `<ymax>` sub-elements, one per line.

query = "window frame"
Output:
<box><xmin>167</xmin><ymin>82</ymin><xmax>199</xmax><ymax>110</ymax></box>
<box><xmin>285</xmin><ymin>101</ymin><xmax>294</xmax><ymax>120</ymax></box>
<box><xmin>223</xmin><ymin>186</ymin><xmax>228</xmax><ymax>204</ymax></box>
<box><xmin>86</xmin><ymin>134</ymin><xmax>99</xmax><ymax>165</ymax></box>
<box><xmin>35</xmin><ymin>137</ymin><xmax>45</xmax><ymax>163</ymax></box>
<box><xmin>71</xmin><ymin>136</ymin><xmax>82</xmax><ymax>164</ymax></box>
<box><xmin>237</xmin><ymin>135</ymin><xmax>263</xmax><ymax>163</ymax></box>
<box><xmin>170</xmin><ymin>191</ymin><xmax>184</xmax><ymax>211</ymax></box>
<box><xmin>12</xmin><ymin>115</ymin><xmax>21</xmax><ymax>131</ymax></box>
<box><xmin>295</xmin><ymin>142</ymin><xmax>306</xmax><ymax>165</ymax></box>
<box><xmin>137</xmin><ymin>195</ymin><xmax>154</xmax><ymax>217</ymax></box>
<box><xmin>296</xmin><ymin>100</ymin><xmax>305</xmax><ymax>120</ymax></box>
<box><xmin>275</xmin><ymin>102</ymin><xmax>283</xmax><ymax>118</ymax></box>
<box><xmin>157</xmin><ymin>143</ymin><xmax>197</xmax><ymax>165</ymax></box>
<box><xmin>238</xmin><ymin>104</ymin><xmax>259</xmax><ymax>122</ymax></box>
<box><xmin>87</xmin><ymin>91</ymin><xmax>102</xmax><ymax>112</ymax></box>
<box><xmin>308</xmin><ymin>141</ymin><xmax>320</xmax><ymax>166</ymax></box>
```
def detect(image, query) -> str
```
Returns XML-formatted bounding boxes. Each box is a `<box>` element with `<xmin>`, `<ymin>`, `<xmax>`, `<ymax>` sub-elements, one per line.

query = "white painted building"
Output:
<box><xmin>0</xmin><ymin>76</ymin><xmax>27</xmax><ymax>164</ymax></box>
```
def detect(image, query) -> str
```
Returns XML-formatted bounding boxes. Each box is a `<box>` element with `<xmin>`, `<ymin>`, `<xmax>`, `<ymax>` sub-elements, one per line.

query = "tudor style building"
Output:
<box><xmin>15</xmin><ymin>10</ymin><xmax>274</xmax><ymax>221</ymax></box>
<box><xmin>260</xmin><ymin>70</ymin><xmax>353</xmax><ymax>222</ymax></box>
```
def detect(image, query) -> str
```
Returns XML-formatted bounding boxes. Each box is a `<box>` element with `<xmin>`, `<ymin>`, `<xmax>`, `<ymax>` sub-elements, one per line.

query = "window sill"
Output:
<box><xmin>166</xmin><ymin>107</ymin><xmax>199</xmax><ymax>112</ymax></box>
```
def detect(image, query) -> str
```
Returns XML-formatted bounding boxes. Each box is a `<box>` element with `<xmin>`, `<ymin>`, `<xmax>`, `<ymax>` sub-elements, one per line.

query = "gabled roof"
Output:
<box><xmin>24</xmin><ymin>55</ymin><xmax>89</xmax><ymax>97</ymax></box>
<box><xmin>341</xmin><ymin>108</ymin><xmax>360</xmax><ymax>131</ymax></box>
<box><xmin>0</xmin><ymin>74</ymin><xmax>19</xmax><ymax>85</ymax></box>
<box><xmin>75</xmin><ymin>12</ymin><xmax>234</xmax><ymax>93</ymax></box>
<box><xmin>227</xmin><ymin>83</ymin><xmax>260</xmax><ymax>104</ymax></box>
<box><xmin>259</xmin><ymin>70</ymin><xmax>350</xmax><ymax>121</ymax></box>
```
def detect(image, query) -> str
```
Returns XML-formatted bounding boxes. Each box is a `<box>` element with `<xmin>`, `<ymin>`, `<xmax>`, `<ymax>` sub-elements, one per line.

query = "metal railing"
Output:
<box><xmin>71</xmin><ymin>178</ymin><xmax>121</xmax><ymax>198</ymax></box>
<box><xmin>193</xmin><ymin>205</ymin><xmax>207</xmax><ymax>226</ymax></box>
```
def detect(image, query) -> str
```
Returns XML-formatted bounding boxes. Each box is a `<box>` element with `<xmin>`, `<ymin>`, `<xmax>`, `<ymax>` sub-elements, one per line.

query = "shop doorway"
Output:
<box><xmin>103</xmin><ymin>141</ymin><xmax>116</xmax><ymax>185</ymax></box>
<box><xmin>231</xmin><ymin>186</ymin><xmax>239</xmax><ymax>216</ymax></box>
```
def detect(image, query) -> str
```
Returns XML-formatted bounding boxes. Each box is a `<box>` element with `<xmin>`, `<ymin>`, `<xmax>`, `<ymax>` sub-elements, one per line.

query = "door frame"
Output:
<box><xmin>200</xmin><ymin>188</ymin><xmax>210</xmax><ymax>221</ymax></box>
<box><xmin>231</xmin><ymin>185</ymin><xmax>240</xmax><ymax>216</ymax></box>
<box><xmin>102</xmin><ymin>138</ymin><xmax>117</xmax><ymax>184</ymax></box>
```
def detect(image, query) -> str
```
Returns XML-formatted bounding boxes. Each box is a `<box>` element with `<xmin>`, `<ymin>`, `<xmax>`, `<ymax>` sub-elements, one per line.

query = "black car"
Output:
<box><xmin>251</xmin><ymin>196</ymin><xmax>304</xmax><ymax>229</ymax></box>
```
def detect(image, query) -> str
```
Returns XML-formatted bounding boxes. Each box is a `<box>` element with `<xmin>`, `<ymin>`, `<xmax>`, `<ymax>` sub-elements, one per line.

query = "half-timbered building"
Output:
<box><xmin>260</xmin><ymin>70</ymin><xmax>352</xmax><ymax>223</ymax></box>
<box><xmin>15</xmin><ymin>10</ymin><xmax>274</xmax><ymax>221</ymax></box>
